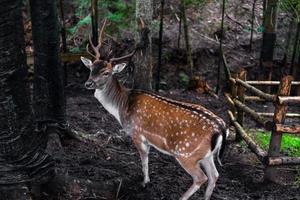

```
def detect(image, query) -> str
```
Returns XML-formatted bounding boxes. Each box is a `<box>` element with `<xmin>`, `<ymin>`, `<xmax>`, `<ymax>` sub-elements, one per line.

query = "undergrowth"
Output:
<box><xmin>251</xmin><ymin>131</ymin><xmax>300</xmax><ymax>157</ymax></box>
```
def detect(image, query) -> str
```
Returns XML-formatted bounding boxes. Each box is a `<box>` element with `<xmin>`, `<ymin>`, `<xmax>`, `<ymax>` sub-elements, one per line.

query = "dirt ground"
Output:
<box><xmin>46</xmin><ymin>75</ymin><xmax>299</xmax><ymax>200</ymax></box>
<box><xmin>37</xmin><ymin>0</ymin><xmax>300</xmax><ymax>199</ymax></box>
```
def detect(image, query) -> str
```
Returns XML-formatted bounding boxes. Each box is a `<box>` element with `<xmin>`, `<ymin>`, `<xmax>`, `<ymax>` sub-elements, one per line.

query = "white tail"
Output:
<box><xmin>81</xmin><ymin>20</ymin><xmax>227</xmax><ymax>200</ymax></box>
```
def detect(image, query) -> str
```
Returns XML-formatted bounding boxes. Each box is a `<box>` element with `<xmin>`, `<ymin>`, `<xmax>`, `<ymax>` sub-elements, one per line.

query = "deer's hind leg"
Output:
<box><xmin>132</xmin><ymin>133</ymin><xmax>150</xmax><ymax>187</ymax></box>
<box><xmin>200</xmin><ymin>155</ymin><xmax>219</xmax><ymax>200</ymax></box>
<box><xmin>177</xmin><ymin>158</ymin><xmax>208</xmax><ymax>200</ymax></box>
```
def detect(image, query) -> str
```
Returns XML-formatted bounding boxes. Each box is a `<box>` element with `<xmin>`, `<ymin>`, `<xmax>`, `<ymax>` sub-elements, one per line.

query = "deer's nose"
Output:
<box><xmin>85</xmin><ymin>80</ymin><xmax>95</xmax><ymax>89</ymax></box>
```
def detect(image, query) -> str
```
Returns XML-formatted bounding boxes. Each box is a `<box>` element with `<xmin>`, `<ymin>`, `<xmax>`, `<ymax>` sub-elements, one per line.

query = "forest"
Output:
<box><xmin>0</xmin><ymin>0</ymin><xmax>300</xmax><ymax>199</ymax></box>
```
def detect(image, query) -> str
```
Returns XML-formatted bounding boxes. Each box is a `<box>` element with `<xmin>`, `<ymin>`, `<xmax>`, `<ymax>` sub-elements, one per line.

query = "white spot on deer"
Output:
<box><xmin>186</xmin><ymin>142</ymin><xmax>190</xmax><ymax>147</ymax></box>
<box><xmin>192</xmin><ymin>132</ymin><xmax>195</xmax><ymax>137</ymax></box>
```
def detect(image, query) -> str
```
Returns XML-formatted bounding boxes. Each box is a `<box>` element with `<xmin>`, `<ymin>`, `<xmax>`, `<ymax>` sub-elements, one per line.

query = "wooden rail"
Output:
<box><xmin>245</xmin><ymin>96</ymin><xmax>266</xmax><ymax>102</ymax></box>
<box><xmin>268</xmin><ymin>156</ymin><xmax>300</xmax><ymax>166</ymax></box>
<box><xmin>228</xmin><ymin>111</ymin><xmax>267</xmax><ymax>163</ymax></box>
<box><xmin>228</xmin><ymin>72</ymin><xmax>300</xmax><ymax>182</ymax></box>
<box><xmin>275</xmin><ymin>124</ymin><xmax>300</xmax><ymax>134</ymax></box>
<box><xmin>231</xmin><ymin>97</ymin><xmax>273</xmax><ymax>130</ymax></box>
<box><xmin>246</xmin><ymin>80</ymin><xmax>300</xmax><ymax>86</ymax></box>
<box><xmin>277</xmin><ymin>96</ymin><xmax>300</xmax><ymax>104</ymax></box>
<box><xmin>230</xmin><ymin>78</ymin><xmax>275</xmax><ymax>102</ymax></box>
<box><xmin>257</xmin><ymin>112</ymin><xmax>300</xmax><ymax>118</ymax></box>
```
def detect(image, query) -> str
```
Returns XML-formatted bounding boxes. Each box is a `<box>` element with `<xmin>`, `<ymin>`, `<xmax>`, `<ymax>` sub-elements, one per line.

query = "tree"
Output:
<box><xmin>134</xmin><ymin>0</ymin><xmax>153</xmax><ymax>90</ymax></box>
<box><xmin>180</xmin><ymin>0</ymin><xmax>194</xmax><ymax>76</ymax></box>
<box><xmin>29</xmin><ymin>0</ymin><xmax>66</xmax><ymax>127</ymax></box>
<box><xmin>259</xmin><ymin>0</ymin><xmax>279</xmax><ymax>81</ymax></box>
<box><xmin>0</xmin><ymin>0</ymin><xmax>54</xmax><ymax>198</ymax></box>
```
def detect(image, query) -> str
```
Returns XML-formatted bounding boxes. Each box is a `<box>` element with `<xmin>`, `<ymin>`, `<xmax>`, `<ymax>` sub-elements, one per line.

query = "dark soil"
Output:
<box><xmin>41</xmin><ymin>68</ymin><xmax>300</xmax><ymax>200</ymax></box>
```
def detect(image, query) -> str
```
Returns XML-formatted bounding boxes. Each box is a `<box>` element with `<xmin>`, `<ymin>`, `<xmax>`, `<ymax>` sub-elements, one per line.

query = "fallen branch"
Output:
<box><xmin>66</xmin><ymin>128</ymin><xmax>102</xmax><ymax>143</ymax></box>
<box><xmin>225</xmin><ymin>13</ymin><xmax>246</xmax><ymax>28</ymax></box>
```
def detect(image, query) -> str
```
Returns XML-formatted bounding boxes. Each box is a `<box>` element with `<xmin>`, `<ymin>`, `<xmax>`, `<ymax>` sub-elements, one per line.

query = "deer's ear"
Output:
<box><xmin>112</xmin><ymin>63</ymin><xmax>127</xmax><ymax>74</ymax></box>
<box><xmin>81</xmin><ymin>57</ymin><xmax>93</xmax><ymax>69</ymax></box>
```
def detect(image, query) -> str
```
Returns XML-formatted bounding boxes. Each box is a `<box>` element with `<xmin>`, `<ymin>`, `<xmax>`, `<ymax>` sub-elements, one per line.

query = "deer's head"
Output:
<box><xmin>81</xmin><ymin>19</ymin><xmax>135</xmax><ymax>90</ymax></box>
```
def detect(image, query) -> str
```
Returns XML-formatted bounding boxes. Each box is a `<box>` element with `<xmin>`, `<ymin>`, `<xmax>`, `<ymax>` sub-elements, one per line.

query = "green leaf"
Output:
<box><xmin>257</xmin><ymin>25</ymin><xmax>264</xmax><ymax>33</ymax></box>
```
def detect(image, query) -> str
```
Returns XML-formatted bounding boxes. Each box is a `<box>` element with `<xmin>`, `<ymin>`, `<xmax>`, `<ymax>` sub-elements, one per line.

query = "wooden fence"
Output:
<box><xmin>224</xmin><ymin>68</ymin><xmax>300</xmax><ymax>180</ymax></box>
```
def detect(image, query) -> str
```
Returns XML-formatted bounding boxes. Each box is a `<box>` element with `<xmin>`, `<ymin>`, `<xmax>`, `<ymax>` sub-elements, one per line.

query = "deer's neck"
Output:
<box><xmin>94</xmin><ymin>77</ymin><xmax>128</xmax><ymax>125</ymax></box>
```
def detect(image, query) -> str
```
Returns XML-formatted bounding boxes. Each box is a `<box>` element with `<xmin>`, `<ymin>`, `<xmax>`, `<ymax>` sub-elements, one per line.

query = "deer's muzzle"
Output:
<box><xmin>85</xmin><ymin>80</ymin><xmax>95</xmax><ymax>89</ymax></box>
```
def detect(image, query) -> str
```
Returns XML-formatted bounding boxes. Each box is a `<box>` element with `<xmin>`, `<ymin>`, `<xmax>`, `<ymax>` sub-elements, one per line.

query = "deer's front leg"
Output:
<box><xmin>132</xmin><ymin>133</ymin><xmax>150</xmax><ymax>187</ymax></box>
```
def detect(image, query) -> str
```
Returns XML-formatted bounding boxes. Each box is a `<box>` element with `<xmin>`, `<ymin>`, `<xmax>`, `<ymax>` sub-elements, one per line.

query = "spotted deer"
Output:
<box><xmin>81</xmin><ymin>19</ymin><xmax>228</xmax><ymax>200</ymax></box>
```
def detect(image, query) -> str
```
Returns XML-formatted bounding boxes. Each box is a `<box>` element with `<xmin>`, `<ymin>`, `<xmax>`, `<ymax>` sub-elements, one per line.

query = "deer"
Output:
<box><xmin>81</xmin><ymin>19</ymin><xmax>228</xmax><ymax>200</ymax></box>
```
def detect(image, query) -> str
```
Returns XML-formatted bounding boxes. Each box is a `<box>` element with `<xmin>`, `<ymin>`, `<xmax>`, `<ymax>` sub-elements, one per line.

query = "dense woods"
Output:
<box><xmin>0</xmin><ymin>0</ymin><xmax>299</xmax><ymax>199</ymax></box>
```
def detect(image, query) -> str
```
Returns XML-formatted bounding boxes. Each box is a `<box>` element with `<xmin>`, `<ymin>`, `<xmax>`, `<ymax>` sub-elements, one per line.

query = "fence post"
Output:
<box><xmin>264</xmin><ymin>75</ymin><xmax>293</xmax><ymax>182</ymax></box>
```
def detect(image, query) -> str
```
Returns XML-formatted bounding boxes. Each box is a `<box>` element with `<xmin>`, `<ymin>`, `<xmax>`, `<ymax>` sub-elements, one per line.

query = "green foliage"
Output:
<box><xmin>179</xmin><ymin>71</ymin><xmax>190</xmax><ymax>87</ymax></box>
<box><xmin>73</xmin><ymin>0</ymin><xmax>91</xmax><ymax>17</ymax></box>
<box><xmin>280</xmin><ymin>0</ymin><xmax>300</xmax><ymax>20</ymax></box>
<box><xmin>67</xmin><ymin>0</ymin><xmax>135</xmax><ymax>51</ymax></box>
<box><xmin>253</xmin><ymin>131</ymin><xmax>300</xmax><ymax>157</ymax></box>
<box><xmin>67</xmin><ymin>15</ymin><xmax>91</xmax><ymax>34</ymax></box>
<box><xmin>72</xmin><ymin>0</ymin><xmax>135</xmax><ymax>31</ymax></box>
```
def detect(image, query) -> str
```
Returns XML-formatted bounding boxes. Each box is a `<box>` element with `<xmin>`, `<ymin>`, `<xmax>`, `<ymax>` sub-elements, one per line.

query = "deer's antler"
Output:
<box><xmin>87</xmin><ymin>18</ymin><xmax>107</xmax><ymax>61</ymax></box>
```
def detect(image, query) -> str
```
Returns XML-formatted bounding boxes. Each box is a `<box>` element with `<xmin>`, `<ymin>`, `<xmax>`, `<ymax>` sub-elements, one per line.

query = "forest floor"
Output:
<box><xmin>40</xmin><ymin>0</ymin><xmax>300</xmax><ymax>199</ymax></box>
<box><xmin>46</xmin><ymin>80</ymin><xmax>300</xmax><ymax>200</ymax></box>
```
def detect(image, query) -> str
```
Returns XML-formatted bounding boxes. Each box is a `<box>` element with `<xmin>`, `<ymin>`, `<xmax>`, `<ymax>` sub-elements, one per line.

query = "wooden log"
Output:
<box><xmin>277</xmin><ymin>96</ymin><xmax>300</xmax><ymax>104</ymax></box>
<box><xmin>258</xmin><ymin>112</ymin><xmax>300</xmax><ymax>118</ymax></box>
<box><xmin>246</xmin><ymin>80</ymin><xmax>300</xmax><ymax>86</ymax></box>
<box><xmin>236</xmin><ymin>69</ymin><xmax>247</xmax><ymax>141</ymax></box>
<box><xmin>268</xmin><ymin>156</ymin><xmax>300</xmax><ymax>166</ymax></box>
<box><xmin>224</xmin><ymin>93</ymin><xmax>235</xmax><ymax>107</ymax></box>
<box><xmin>224</xmin><ymin>93</ymin><xmax>237</xmax><ymax>120</ymax></box>
<box><xmin>275</xmin><ymin>124</ymin><xmax>300</xmax><ymax>134</ymax></box>
<box><xmin>228</xmin><ymin>111</ymin><xmax>268</xmax><ymax>163</ymax></box>
<box><xmin>265</xmin><ymin>75</ymin><xmax>293</xmax><ymax>181</ymax></box>
<box><xmin>230</xmin><ymin>73</ymin><xmax>238</xmax><ymax>117</ymax></box>
<box><xmin>232</xmin><ymin>78</ymin><xmax>275</xmax><ymax>102</ymax></box>
<box><xmin>233</xmin><ymin>98</ymin><xmax>273</xmax><ymax>131</ymax></box>
<box><xmin>245</xmin><ymin>96</ymin><xmax>266</xmax><ymax>102</ymax></box>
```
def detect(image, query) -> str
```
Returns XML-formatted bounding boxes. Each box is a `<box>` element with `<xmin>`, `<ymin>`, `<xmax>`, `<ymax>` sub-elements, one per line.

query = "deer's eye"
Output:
<box><xmin>102</xmin><ymin>71</ymin><xmax>110</xmax><ymax>76</ymax></box>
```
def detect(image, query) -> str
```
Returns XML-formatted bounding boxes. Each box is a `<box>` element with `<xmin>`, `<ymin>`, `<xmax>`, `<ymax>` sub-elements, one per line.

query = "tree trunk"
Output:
<box><xmin>296</xmin><ymin>47</ymin><xmax>300</xmax><ymax>95</ymax></box>
<box><xmin>259</xmin><ymin>0</ymin><xmax>278</xmax><ymax>81</ymax></box>
<box><xmin>180</xmin><ymin>0</ymin><xmax>193</xmax><ymax>76</ymax></box>
<box><xmin>155</xmin><ymin>0</ymin><xmax>164</xmax><ymax>91</ymax></box>
<box><xmin>134</xmin><ymin>0</ymin><xmax>153</xmax><ymax>90</ymax></box>
<box><xmin>29</xmin><ymin>0</ymin><xmax>66</xmax><ymax>125</ymax></box>
<box><xmin>0</xmin><ymin>0</ymin><xmax>54</xmax><ymax>198</ymax></box>
<box><xmin>290</xmin><ymin>22</ymin><xmax>300</xmax><ymax>76</ymax></box>
<box><xmin>282</xmin><ymin>18</ymin><xmax>294</xmax><ymax>75</ymax></box>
